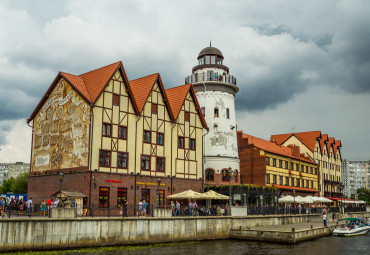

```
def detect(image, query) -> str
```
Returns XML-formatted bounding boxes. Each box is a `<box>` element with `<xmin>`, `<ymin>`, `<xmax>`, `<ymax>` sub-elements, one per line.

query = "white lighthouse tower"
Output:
<box><xmin>185</xmin><ymin>44</ymin><xmax>240</xmax><ymax>177</ymax></box>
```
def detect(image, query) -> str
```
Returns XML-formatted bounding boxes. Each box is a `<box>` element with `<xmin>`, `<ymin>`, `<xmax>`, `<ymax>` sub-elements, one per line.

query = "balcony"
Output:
<box><xmin>185</xmin><ymin>72</ymin><xmax>237</xmax><ymax>86</ymax></box>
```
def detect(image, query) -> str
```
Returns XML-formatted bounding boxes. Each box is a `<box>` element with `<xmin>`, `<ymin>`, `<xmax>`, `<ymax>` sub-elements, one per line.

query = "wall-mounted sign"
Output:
<box><xmin>36</xmin><ymin>156</ymin><xmax>49</xmax><ymax>166</ymax></box>
<box><xmin>136</xmin><ymin>182</ymin><xmax>165</xmax><ymax>186</ymax></box>
<box><xmin>233</xmin><ymin>194</ymin><xmax>241</xmax><ymax>200</ymax></box>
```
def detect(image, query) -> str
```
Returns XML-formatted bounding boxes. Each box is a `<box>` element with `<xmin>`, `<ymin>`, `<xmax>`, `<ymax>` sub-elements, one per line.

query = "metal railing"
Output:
<box><xmin>185</xmin><ymin>73</ymin><xmax>237</xmax><ymax>85</ymax></box>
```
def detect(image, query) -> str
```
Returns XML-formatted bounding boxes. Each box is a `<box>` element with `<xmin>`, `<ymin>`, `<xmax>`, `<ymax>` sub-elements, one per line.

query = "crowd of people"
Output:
<box><xmin>170</xmin><ymin>201</ymin><xmax>234</xmax><ymax>216</ymax></box>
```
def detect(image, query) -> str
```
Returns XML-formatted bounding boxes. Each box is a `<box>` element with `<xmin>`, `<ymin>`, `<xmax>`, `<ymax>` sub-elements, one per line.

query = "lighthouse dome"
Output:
<box><xmin>198</xmin><ymin>46</ymin><xmax>224</xmax><ymax>59</ymax></box>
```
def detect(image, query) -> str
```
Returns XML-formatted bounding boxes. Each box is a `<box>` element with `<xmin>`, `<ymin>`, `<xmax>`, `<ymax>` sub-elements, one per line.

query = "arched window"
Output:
<box><xmin>214</xmin><ymin>107</ymin><xmax>219</xmax><ymax>118</ymax></box>
<box><xmin>226</xmin><ymin>108</ymin><xmax>230</xmax><ymax>119</ymax></box>
<box><xmin>201</xmin><ymin>107</ymin><xmax>205</xmax><ymax>117</ymax></box>
<box><xmin>205</xmin><ymin>169</ymin><xmax>214</xmax><ymax>181</ymax></box>
<box><xmin>222</xmin><ymin>169</ymin><xmax>229</xmax><ymax>181</ymax></box>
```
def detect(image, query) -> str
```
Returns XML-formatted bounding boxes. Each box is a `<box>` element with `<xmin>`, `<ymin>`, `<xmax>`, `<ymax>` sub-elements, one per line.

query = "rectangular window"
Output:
<box><xmin>296</xmin><ymin>179</ymin><xmax>300</xmax><ymax>187</ymax></box>
<box><xmin>189</xmin><ymin>138</ymin><xmax>196</xmax><ymax>150</ymax></box>
<box><xmin>156</xmin><ymin>157</ymin><xmax>165</xmax><ymax>172</ymax></box>
<box><xmin>99</xmin><ymin>187</ymin><xmax>109</xmax><ymax>208</ymax></box>
<box><xmin>117</xmin><ymin>152</ymin><xmax>128</xmax><ymax>169</ymax></box>
<box><xmin>306</xmin><ymin>166</ymin><xmax>309</xmax><ymax>173</ymax></box>
<box><xmin>285</xmin><ymin>161</ymin><xmax>288</xmax><ymax>169</ymax></box>
<box><xmin>266</xmin><ymin>156</ymin><xmax>270</xmax><ymax>166</ymax></box>
<box><xmin>205</xmin><ymin>56</ymin><xmax>210</xmax><ymax>64</ymax></box>
<box><xmin>279</xmin><ymin>160</ymin><xmax>282</xmax><ymax>168</ymax></box>
<box><xmin>156</xmin><ymin>133</ymin><xmax>164</xmax><ymax>145</ymax></box>
<box><xmin>178</xmin><ymin>137</ymin><xmax>184</xmax><ymax>149</ymax></box>
<box><xmin>272</xmin><ymin>158</ymin><xmax>276</xmax><ymax>167</ymax></box>
<box><xmin>99</xmin><ymin>150</ymin><xmax>111</xmax><ymax>167</ymax></box>
<box><xmin>311</xmin><ymin>181</ymin><xmax>313</xmax><ymax>188</ymax></box>
<box><xmin>141</xmin><ymin>155</ymin><xmax>150</xmax><ymax>170</ymax></box>
<box><xmin>185</xmin><ymin>111</ymin><xmax>190</xmax><ymax>121</ymax></box>
<box><xmin>285</xmin><ymin>177</ymin><xmax>289</xmax><ymax>186</ymax></box>
<box><xmin>273</xmin><ymin>175</ymin><xmax>277</xmax><ymax>184</ymax></box>
<box><xmin>266</xmin><ymin>174</ymin><xmax>270</xmax><ymax>184</ymax></box>
<box><xmin>143</xmin><ymin>131</ymin><xmax>151</xmax><ymax>143</ymax></box>
<box><xmin>301</xmin><ymin>165</ymin><xmax>304</xmax><ymax>172</ymax></box>
<box><xmin>279</xmin><ymin>176</ymin><xmax>283</xmax><ymax>185</ymax></box>
<box><xmin>117</xmin><ymin>188</ymin><xmax>127</xmax><ymax>208</ymax></box>
<box><xmin>214</xmin><ymin>108</ymin><xmax>219</xmax><ymax>118</ymax></box>
<box><xmin>310</xmin><ymin>167</ymin><xmax>313</xmax><ymax>174</ymax></box>
<box><xmin>226</xmin><ymin>108</ymin><xmax>230</xmax><ymax>119</ymax></box>
<box><xmin>103</xmin><ymin>123</ymin><xmax>111</xmax><ymax>137</ymax></box>
<box><xmin>157</xmin><ymin>190</ymin><xmax>165</xmax><ymax>207</ymax></box>
<box><xmin>211</xmin><ymin>56</ymin><xmax>216</xmax><ymax>64</ymax></box>
<box><xmin>113</xmin><ymin>94</ymin><xmax>120</xmax><ymax>106</ymax></box>
<box><xmin>152</xmin><ymin>103</ymin><xmax>158</xmax><ymax>114</ymax></box>
<box><xmin>118</xmin><ymin>126</ymin><xmax>127</xmax><ymax>140</ymax></box>
<box><xmin>306</xmin><ymin>180</ymin><xmax>309</xmax><ymax>188</ymax></box>
<box><xmin>296</xmin><ymin>164</ymin><xmax>299</xmax><ymax>171</ymax></box>
<box><xmin>290</xmin><ymin>162</ymin><xmax>294</xmax><ymax>170</ymax></box>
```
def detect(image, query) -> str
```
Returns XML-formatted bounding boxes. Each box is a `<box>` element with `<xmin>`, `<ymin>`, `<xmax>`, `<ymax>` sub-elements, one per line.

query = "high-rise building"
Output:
<box><xmin>185</xmin><ymin>44</ymin><xmax>240</xmax><ymax>185</ymax></box>
<box><xmin>346</xmin><ymin>160</ymin><xmax>370</xmax><ymax>198</ymax></box>
<box><xmin>342</xmin><ymin>159</ymin><xmax>350</xmax><ymax>198</ymax></box>
<box><xmin>0</xmin><ymin>162</ymin><xmax>29</xmax><ymax>186</ymax></box>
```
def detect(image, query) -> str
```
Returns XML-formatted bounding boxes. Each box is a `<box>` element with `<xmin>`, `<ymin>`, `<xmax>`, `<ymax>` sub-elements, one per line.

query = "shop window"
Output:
<box><xmin>143</xmin><ymin>131</ymin><xmax>151</xmax><ymax>143</ymax></box>
<box><xmin>141</xmin><ymin>155</ymin><xmax>150</xmax><ymax>170</ymax></box>
<box><xmin>156</xmin><ymin>157</ymin><xmax>165</xmax><ymax>172</ymax></box>
<box><xmin>185</xmin><ymin>111</ymin><xmax>190</xmax><ymax>121</ymax></box>
<box><xmin>152</xmin><ymin>103</ymin><xmax>158</xmax><ymax>114</ymax></box>
<box><xmin>189</xmin><ymin>139</ymin><xmax>196</xmax><ymax>150</ymax></box>
<box><xmin>214</xmin><ymin>107</ymin><xmax>219</xmax><ymax>118</ymax></box>
<box><xmin>266</xmin><ymin>174</ymin><xmax>270</xmax><ymax>184</ymax></box>
<box><xmin>102</xmin><ymin>123</ymin><xmax>111</xmax><ymax>137</ymax></box>
<box><xmin>99</xmin><ymin>187</ymin><xmax>109</xmax><ymax>208</ymax></box>
<box><xmin>226</xmin><ymin>108</ymin><xmax>230</xmax><ymax>119</ymax></box>
<box><xmin>117</xmin><ymin>188</ymin><xmax>127</xmax><ymax>208</ymax></box>
<box><xmin>118</xmin><ymin>126</ymin><xmax>127</xmax><ymax>140</ymax></box>
<box><xmin>99</xmin><ymin>150</ymin><xmax>111</xmax><ymax>167</ymax></box>
<box><xmin>113</xmin><ymin>94</ymin><xmax>120</xmax><ymax>106</ymax></box>
<box><xmin>206</xmin><ymin>169</ymin><xmax>214</xmax><ymax>181</ymax></box>
<box><xmin>222</xmin><ymin>170</ymin><xmax>229</xmax><ymax>181</ymax></box>
<box><xmin>156</xmin><ymin>190</ymin><xmax>165</xmax><ymax>207</ymax></box>
<box><xmin>178</xmin><ymin>137</ymin><xmax>184</xmax><ymax>149</ymax></box>
<box><xmin>156</xmin><ymin>133</ymin><xmax>164</xmax><ymax>145</ymax></box>
<box><xmin>117</xmin><ymin>152</ymin><xmax>128</xmax><ymax>169</ymax></box>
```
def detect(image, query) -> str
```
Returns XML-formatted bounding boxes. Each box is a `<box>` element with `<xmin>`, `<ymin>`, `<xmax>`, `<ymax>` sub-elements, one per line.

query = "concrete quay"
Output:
<box><xmin>230</xmin><ymin>222</ymin><xmax>337</xmax><ymax>244</ymax></box>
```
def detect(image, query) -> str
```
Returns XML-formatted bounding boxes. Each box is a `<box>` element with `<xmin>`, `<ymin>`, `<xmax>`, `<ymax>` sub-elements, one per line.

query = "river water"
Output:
<box><xmin>22</xmin><ymin>234</ymin><xmax>369</xmax><ymax>255</ymax></box>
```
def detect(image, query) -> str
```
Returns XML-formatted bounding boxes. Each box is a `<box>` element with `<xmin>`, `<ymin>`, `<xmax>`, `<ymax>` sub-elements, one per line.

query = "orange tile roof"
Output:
<box><xmin>327</xmin><ymin>137</ymin><xmax>335</xmax><ymax>157</ymax></box>
<box><xmin>271</xmin><ymin>131</ymin><xmax>322</xmax><ymax>152</ymax></box>
<box><xmin>241</xmin><ymin>133</ymin><xmax>316</xmax><ymax>164</ymax></box>
<box><xmin>333</xmin><ymin>140</ymin><xmax>342</xmax><ymax>157</ymax></box>
<box><xmin>129</xmin><ymin>73</ymin><xmax>159</xmax><ymax>113</ymax></box>
<box><xmin>166</xmin><ymin>84</ymin><xmax>191</xmax><ymax>119</ymax></box>
<box><xmin>272</xmin><ymin>184</ymin><xmax>318</xmax><ymax>193</ymax></box>
<box><xmin>320</xmin><ymin>134</ymin><xmax>329</xmax><ymax>154</ymax></box>
<box><xmin>60</xmin><ymin>72</ymin><xmax>91</xmax><ymax>102</ymax></box>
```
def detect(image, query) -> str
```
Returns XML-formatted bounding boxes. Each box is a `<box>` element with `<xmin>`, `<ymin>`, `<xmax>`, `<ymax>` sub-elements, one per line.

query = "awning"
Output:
<box><xmin>272</xmin><ymin>184</ymin><xmax>318</xmax><ymax>193</ymax></box>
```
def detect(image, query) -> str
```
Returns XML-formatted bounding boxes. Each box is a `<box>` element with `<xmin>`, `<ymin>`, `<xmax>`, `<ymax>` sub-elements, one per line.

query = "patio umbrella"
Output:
<box><xmin>203</xmin><ymin>190</ymin><xmax>229</xmax><ymax>200</ymax></box>
<box><xmin>278</xmin><ymin>195</ymin><xmax>295</xmax><ymax>203</ymax></box>
<box><xmin>294</xmin><ymin>196</ymin><xmax>306</xmax><ymax>203</ymax></box>
<box><xmin>301</xmin><ymin>196</ymin><xmax>315</xmax><ymax>203</ymax></box>
<box><xmin>307</xmin><ymin>196</ymin><xmax>324</xmax><ymax>203</ymax></box>
<box><xmin>167</xmin><ymin>190</ymin><xmax>207</xmax><ymax>199</ymax></box>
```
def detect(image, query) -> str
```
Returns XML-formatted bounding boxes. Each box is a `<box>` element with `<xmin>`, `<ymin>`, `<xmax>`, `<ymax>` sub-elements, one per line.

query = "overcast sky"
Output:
<box><xmin>1</xmin><ymin>0</ymin><xmax>369</xmax><ymax>163</ymax></box>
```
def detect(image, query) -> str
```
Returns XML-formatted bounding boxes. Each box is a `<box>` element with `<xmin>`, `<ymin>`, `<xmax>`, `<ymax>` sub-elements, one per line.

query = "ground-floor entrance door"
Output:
<box><xmin>141</xmin><ymin>189</ymin><xmax>150</xmax><ymax>215</ymax></box>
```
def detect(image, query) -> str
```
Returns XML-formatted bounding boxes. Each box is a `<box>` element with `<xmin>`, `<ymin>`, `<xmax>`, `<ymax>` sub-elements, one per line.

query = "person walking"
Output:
<box><xmin>138</xmin><ymin>200</ymin><xmax>143</xmax><ymax>217</ymax></box>
<box><xmin>0</xmin><ymin>197</ymin><xmax>5</xmax><ymax>217</ymax></box>
<box><xmin>175</xmin><ymin>201</ymin><xmax>181</xmax><ymax>216</ymax></box>
<box><xmin>170</xmin><ymin>201</ymin><xmax>175</xmax><ymax>216</ymax></box>
<box><xmin>188</xmin><ymin>201</ymin><xmax>193</xmax><ymax>216</ymax></box>
<box><xmin>26</xmin><ymin>197</ymin><xmax>33</xmax><ymax>215</ymax></box>
<box><xmin>122</xmin><ymin>199</ymin><xmax>128</xmax><ymax>218</ymax></box>
<box><xmin>142</xmin><ymin>200</ymin><xmax>147</xmax><ymax>216</ymax></box>
<box><xmin>323</xmin><ymin>213</ymin><xmax>327</xmax><ymax>226</ymax></box>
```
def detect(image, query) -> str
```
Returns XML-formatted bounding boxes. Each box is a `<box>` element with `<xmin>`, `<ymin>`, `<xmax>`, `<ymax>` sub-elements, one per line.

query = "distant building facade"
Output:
<box><xmin>27</xmin><ymin>61</ymin><xmax>207</xmax><ymax>212</ymax></box>
<box><xmin>0</xmin><ymin>162</ymin><xmax>29</xmax><ymax>185</ymax></box>
<box><xmin>237</xmin><ymin>132</ymin><xmax>319</xmax><ymax>197</ymax></box>
<box><xmin>270</xmin><ymin>131</ymin><xmax>342</xmax><ymax>198</ymax></box>
<box><xmin>185</xmin><ymin>45</ymin><xmax>240</xmax><ymax>186</ymax></box>
<box><xmin>345</xmin><ymin>160</ymin><xmax>370</xmax><ymax>198</ymax></box>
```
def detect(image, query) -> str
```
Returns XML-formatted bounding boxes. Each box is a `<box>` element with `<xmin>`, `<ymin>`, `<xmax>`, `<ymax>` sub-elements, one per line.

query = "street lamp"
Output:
<box><xmin>227</xmin><ymin>167</ymin><xmax>237</xmax><ymax>208</ymax></box>
<box><xmin>59</xmin><ymin>171</ymin><xmax>64</xmax><ymax>204</ymax></box>
<box><xmin>293</xmin><ymin>189</ymin><xmax>296</xmax><ymax>214</ymax></box>
<box><xmin>157</xmin><ymin>178</ymin><xmax>161</xmax><ymax>208</ymax></box>
<box><xmin>337</xmin><ymin>183</ymin><xmax>344</xmax><ymax>213</ymax></box>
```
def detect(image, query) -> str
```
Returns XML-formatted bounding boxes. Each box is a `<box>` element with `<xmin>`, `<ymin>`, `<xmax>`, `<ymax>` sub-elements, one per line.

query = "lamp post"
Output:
<box><xmin>227</xmin><ymin>166</ymin><xmax>236</xmax><ymax>207</ymax></box>
<box><xmin>337</xmin><ymin>183</ymin><xmax>344</xmax><ymax>213</ymax></box>
<box><xmin>293</xmin><ymin>189</ymin><xmax>296</xmax><ymax>214</ymax></box>
<box><xmin>157</xmin><ymin>178</ymin><xmax>161</xmax><ymax>208</ymax></box>
<box><xmin>59</xmin><ymin>171</ymin><xmax>64</xmax><ymax>203</ymax></box>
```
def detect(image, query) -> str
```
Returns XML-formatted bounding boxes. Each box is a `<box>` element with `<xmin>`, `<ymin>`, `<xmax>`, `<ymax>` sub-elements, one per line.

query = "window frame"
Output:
<box><xmin>184</xmin><ymin>111</ymin><xmax>190</xmax><ymax>122</ymax></box>
<box><xmin>117</xmin><ymin>188</ymin><xmax>127</xmax><ymax>208</ymax></box>
<box><xmin>151</xmin><ymin>103</ymin><xmax>158</xmax><ymax>114</ymax></box>
<box><xmin>266</xmin><ymin>156</ymin><xmax>270</xmax><ymax>166</ymax></box>
<box><xmin>226</xmin><ymin>108</ymin><xmax>230</xmax><ymax>119</ymax></box>
<box><xmin>205</xmin><ymin>169</ymin><xmax>214</xmax><ymax>181</ymax></box>
<box><xmin>178</xmin><ymin>136</ymin><xmax>185</xmax><ymax>149</ymax></box>
<box><xmin>156</xmin><ymin>157</ymin><xmax>165</xmax><ymax>172</ymax></box>
<box><xmin>189</xmin><ymin>138</ymin><xmax>196</xmax><ymax>150</ymax></box>
<box><xmin>214</xmin><ymin>107</ymin><xmax>219</xmax><ymax>118</ymax></box>
<box><xmin>113</xmin><ymin>94</ymin><xmax>120</xmax><ymax>106</ymax></box>
<box><xmin>143</xmin><ymin>130</ymin><xmax>151</xmax><ymax>144</ymax></box>
<box><xmin>221</xmin><ymin>169</ymin><xmax>229</xmax><ymax>181</ymax></box>
<box><xmin>156</xmin><ymin>133</ymin><xmax>164</xmax><ymax>145</ymax></box>
<box><xmin>140</xmin><ymin>155</ymin><xmax>151</xmax><ymax>171</ymax></box>
<box><xmin>99</xmin><ymin>187</ymin><xmax>110</xmax><ymax>208</ymax></box>
<box><xmin>266</xmin><ymin>173</ymin><xmax>270</xmax><ymax>184</ymax></box>
<box><xmin>117</xmin><ymin>152</ymin><xmax>128</xmax><ymax>169</ymax></box>
<box><xmin>102</xmin><ymin>123</ymin><xmax>112</xmax><ymax>137</ymax></box>
<box><xmin>99</xmin><ymin>150</ymin><xmax>111</xmax><ymax>167</ymax></box>
<box><xmin>118</xmin><ymin>126</ymin><xmax>127</xmax><ymax>140</ymax></box>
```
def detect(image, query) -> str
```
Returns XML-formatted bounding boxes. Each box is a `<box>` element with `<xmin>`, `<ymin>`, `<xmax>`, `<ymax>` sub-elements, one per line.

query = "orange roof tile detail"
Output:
<box><xmin>241</xmin><ymin>133</ymin><xmax>316</xmax><ymax>164</ymax></box>
<box><xmin>60</xmin><ymin>72</ymin><xmax>91</xmax><ymax>102</ymax></box>
<box><xmin>320</xmin><ymin>134</ymin><xmax>329</xmax><ymax>153</ymax></box>
<box><xmin>80</xmin><ymin>62</ymin><xmax>121</xmax><ymax>103</ymax></box>
<box><xmin>129</xmin><ymin>73</ymin><xmax>159</xmax><ymax>112</ymax></box>
<box><xmin>166</xmin><ymin>84</ymin><xmax>191</xmax><ymax>119</ymax></box>
<box><xmin>272</xmin><ymin>184</ymin><xmax>318</xmax><ymax>193</ymax></box>
<box><xmin>271</xmin><ymin>131</ymin><xmax>322</xmax><ymax>152</ymax></box>
<box><xmin>333</xmin><ymin>140</ymin><xmax>342</xmax><ymax>157</ymax></box>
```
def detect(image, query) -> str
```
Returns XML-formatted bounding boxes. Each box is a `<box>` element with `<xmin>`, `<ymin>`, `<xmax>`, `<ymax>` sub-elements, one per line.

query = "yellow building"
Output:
<box><xmin>27</xmin><ymin>62</ymin><xmax>207</xmax><ymax>214</ymax></box>
<box><xmin>238</xmin><ymin>132</ymin><xmax>319</xmax><ymax>196</ymax></box>
<box><xmin>271</xmin><ymin>131</ymin><xmax>342</xmax><ymax>197</ymax></box>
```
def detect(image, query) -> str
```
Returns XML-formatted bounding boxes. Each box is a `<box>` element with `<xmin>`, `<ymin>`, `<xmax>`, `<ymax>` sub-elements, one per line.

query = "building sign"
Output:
<box><xmin>36</xmin><ymin>156</ymin><xmax>49</xmax><ymax>166</ymax></box>
<box><xmin>233</xmin><ymin>194</ymin><xmax>241</xmax><ymax>200</ymax></box>
<box><xmin>136</xmin><ymin>182</ymin><xmax>165</xmax><ymax>186</ymax></box>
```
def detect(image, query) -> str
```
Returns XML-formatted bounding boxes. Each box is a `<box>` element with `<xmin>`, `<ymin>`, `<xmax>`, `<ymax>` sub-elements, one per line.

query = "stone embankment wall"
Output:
<box><xmin>0</xmin><ymin>212</ymin><xmax>369</xmax><ymax>252</ymax></box>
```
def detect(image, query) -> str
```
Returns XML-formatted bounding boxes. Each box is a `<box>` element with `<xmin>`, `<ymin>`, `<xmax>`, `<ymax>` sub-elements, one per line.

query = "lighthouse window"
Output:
<box><xmin>217</xmin><ymin>57</ymin><xmax>223</xmax><ymax>65</ymax></box>
<box><xmin>211</xmin><ymin>56</ymin><xmax>216</xmax><ymax>64</ymax></box>
<box><xmin>226</xmin><ymin>108</ymin><xmax>230</xmax><ymax>119</ymax></box>
<box><xmin>205</xmin><ymin>56</ymin><xmax>210</xmax><ymax>64</ymax></box>
<box><xmin>214</xmin><ymin>107</ymin><xmax>219</xmax><ymax>118</ymax></box>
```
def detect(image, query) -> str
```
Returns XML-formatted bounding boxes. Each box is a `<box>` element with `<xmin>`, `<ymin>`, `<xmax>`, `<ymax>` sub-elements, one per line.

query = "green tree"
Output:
<box><xmin>356</xmin><ymin>187</ymin><xmax>370</xmax><ymax>203</ymax></box>
<box><xmin>12</xmin><ymin>172</ymin><xmax>29</xmax><ymax>194</ymax></box>
<box><xmin>1</xmin><ymin>177</ymin><xmax>15</xmax><ymax>193</ymax></box>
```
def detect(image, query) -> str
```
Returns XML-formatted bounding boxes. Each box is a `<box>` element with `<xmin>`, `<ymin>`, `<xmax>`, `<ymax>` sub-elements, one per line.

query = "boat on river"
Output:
<box><xmin>333</xmin><ymin>218</ymin><xmax>370</xmax><ymax>237</ymax></box>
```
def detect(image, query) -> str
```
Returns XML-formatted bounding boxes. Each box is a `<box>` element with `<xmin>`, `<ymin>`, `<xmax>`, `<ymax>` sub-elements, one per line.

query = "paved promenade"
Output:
<box><xmin>249</xmin><ymin>221</ymin><xmax>337</xmax><ymax>232</ymax></box>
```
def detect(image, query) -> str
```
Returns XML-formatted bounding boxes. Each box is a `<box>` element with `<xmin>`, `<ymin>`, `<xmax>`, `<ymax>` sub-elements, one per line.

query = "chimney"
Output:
<box><xmin>291</xmin><ymin>145</ymin><xmax>300</xmax><ymax>157</ymax></box>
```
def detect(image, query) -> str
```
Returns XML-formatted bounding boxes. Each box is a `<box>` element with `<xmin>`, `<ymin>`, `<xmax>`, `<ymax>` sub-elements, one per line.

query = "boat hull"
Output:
<box><xmin>333</xmin><ymin>228</ymin><xmax>369</xmax><ymax>237</ymax></box>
